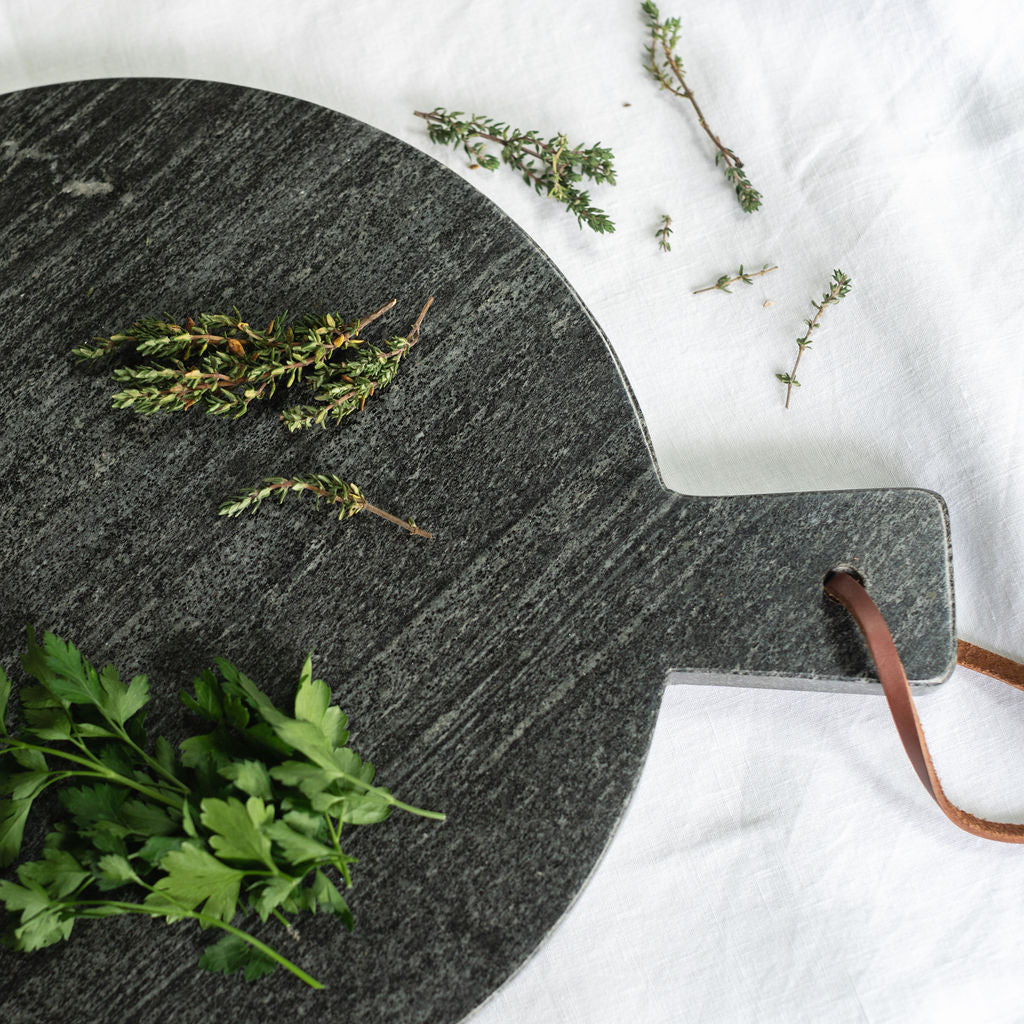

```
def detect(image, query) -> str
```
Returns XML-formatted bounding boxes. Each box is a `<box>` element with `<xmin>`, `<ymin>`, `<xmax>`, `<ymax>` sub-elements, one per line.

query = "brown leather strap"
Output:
<box><xmin>823</xmin><ymin>570</ymin><xmax>1024</xmax><ymax>843</ymax></box>
<box><xmin>956</xmin><ymin>639</ymin><xmax>1024</xmax><ymax>693</ymax></box>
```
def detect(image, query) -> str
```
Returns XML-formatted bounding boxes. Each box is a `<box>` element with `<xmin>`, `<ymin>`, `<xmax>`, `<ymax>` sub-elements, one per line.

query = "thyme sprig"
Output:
<box><xmin>693</xmin><ymin>263</ymin><xmax>778</xmax><ymax>294</ymax></box>
<box><xmin>641</xmin><ymin>2</ymin><xmax>762</xmax><ymax>213</ymax></box>
<box><xmin>219</xmin><ymin>475</ymin><xmax>432</xmax><ymax>539</ymax></box>
<box><xmin>73</xmin><ymin>297</ymin><xmax>434</xmax><ymax>432</ymax></box>
<box><xmin>776</xmin><ymin>269</ymin><xmax>852</xmax><ymax>408</ymax></box>
<box><xmin>656</xmin><ymin>214</ymin><xmax>673</xmax><ymax>252</ymax></box>
<box><xmin>414</xmin><ymin>109</ymin><xmax>616</xmax><ymax>233</ymax></box>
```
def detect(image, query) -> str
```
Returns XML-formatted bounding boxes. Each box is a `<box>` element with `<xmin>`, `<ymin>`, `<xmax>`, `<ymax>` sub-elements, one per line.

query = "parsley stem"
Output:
<box><xmin>1</xmin><ymin>741</ymin><xmax>183</xmax><ymax>810</ymax></box>
<box><xmin>189</xmin><ymin>914</ymin><xmax>326</xmax><ymax>989</ymax></box>
<box><xmin>68</xmin><ymin>900</ymin><xmax>325</xmax><ymax>988</ymax></box>
<box><xmin>108</xmin><ymin>723</ymin><xmax>190</xmax><ymax>795</ymax></box>
<box><xmin>63</xmin><ymin>712</ymin><xmax>188</xmax><ymax>796</ymax></box>
<box><xmin>334</xmin><ymin>770</ymin><xmax>446</xmax><ymax>821</ymax></box>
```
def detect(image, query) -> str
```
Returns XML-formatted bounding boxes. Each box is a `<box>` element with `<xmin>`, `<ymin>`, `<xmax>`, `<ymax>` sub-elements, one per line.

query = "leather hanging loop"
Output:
<box><xmin>823</xmin><ymin>570</ymin><xmax>1024</xmax><ymax>844</ymax></box>
<box><xmin>956</xmin><ymin>640</ymin><xmax>1024</xmax><ymax>693</ymax></box>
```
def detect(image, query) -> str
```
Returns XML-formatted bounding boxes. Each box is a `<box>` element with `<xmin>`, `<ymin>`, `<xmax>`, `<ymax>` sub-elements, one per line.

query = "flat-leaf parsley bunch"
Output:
<box><xmin>0</xmin><ymin>630</ymin><xmax>443</xmax><ymax>988</ymax></box>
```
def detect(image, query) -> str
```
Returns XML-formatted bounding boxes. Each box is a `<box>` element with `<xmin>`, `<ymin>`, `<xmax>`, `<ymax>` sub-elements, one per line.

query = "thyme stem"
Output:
<box><xmin>777</xmin><ymin>269</ymin><xmax>852</xmax><ymax>408</ymax></box>
<box><xmin>75</xmin><ymin>298</ymin><xmax>431</xmax><ymax>431</ymax></box>
<box><xmin>414</xmin><ymin>109</ymin><xmax>616</xmax><ymax>233</ymax></box>
<box><xmin>659</xmin><ymin>46</ymin><xmax>738</xmax><ymax>169</ymax></box>
<box><xmin>656</xmin><ymin>214</ymin><xmax>673</xmax><ymax>252</ymax></box>
<box><xmin>641</xmin><ymin>2</ymin><xmax>761</xmax><ymax>212</ymax></box>
<box><xmin>359</xmin><ymin>501</ymin><xmax>433</xmax><ymax>539</ymax></box>
<box><xmin>693</xmin><ymin>263</ymin><xmax>777</xmax><ymax>294</ymax></box>
<box><xmin>219</xmin><ymin>476</ymin><xmax>433</xmax><ymax>539</ymax></box>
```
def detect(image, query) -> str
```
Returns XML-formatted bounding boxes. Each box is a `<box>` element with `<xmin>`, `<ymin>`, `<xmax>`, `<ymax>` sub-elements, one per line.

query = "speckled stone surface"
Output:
<box><xmin>0</xmin><ymin>80</ymin><xmax>954</xmax><ymax>1023</ymax></box>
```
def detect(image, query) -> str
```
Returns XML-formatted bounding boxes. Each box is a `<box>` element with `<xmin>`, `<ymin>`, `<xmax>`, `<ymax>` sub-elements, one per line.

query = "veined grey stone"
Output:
<box><xmin>0</xmin><ymin>80</ymin><xmax>954</xmax><ymax>1024</ymax></box>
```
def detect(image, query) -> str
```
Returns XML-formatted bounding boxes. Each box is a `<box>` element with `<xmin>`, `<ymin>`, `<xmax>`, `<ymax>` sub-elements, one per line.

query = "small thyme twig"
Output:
<box><xmin>219</xmin><ymin>475</ymin><xmax>433</xmax><ymax>539</ymax></box>
<box><xmin>414</xmin><ymin>109</ymin><xmax>616</xmax><ymax>233</ymax></box>
<box><xmin>776</xmin><ymin>269</ymin><xmax>852</xmax><ymax>408</ymax></box>
<box><xmin>407</xmin><ymin>294</ymin><xmax>434</xmax><ymax>344</ymax></box>
<box><xmin>656</xmin><ymin>214</ymin><xmax>673</xmax><ymax>252</ymax></box>
<box><xmin>73</xmin><ymin>297</ymin><xmax>434</xmax><ymax>432</ymax></box>
<box><xmin>693</xmin><ymin>263</ymin><xmax>777</xmax><ymax>294</ymax></box>
<box><xmin>641</xmin><ymin>2</ymin><xmax>761</xmax><ymax>213</ymax></box>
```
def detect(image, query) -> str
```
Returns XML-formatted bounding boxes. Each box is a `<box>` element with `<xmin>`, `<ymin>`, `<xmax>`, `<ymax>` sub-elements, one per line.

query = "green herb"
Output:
<box><xmin>641</xmin><ymin>2</ymin><xmax>762</xmax><ymax>213</ymax></box>
<box><xmin>414</xmin><ymin>109</ymin><xmax>616</xmax><ymax>233</ymax></box>
<box><xmin>693</xmin><ymin>263</ymin><xmax>778</xmax><ymax>294</ymax></box>
<box><xmin>72</xmin><ymin>296</ymin><xmax>434</xmax><ymax>432</ymax></box>
<box><xmin>776</xmin><ymin>269</ymin><xmax>852</xmax><ymax>408</ymax></box>
<box><xmin>0</xmin><ymin>630</ymin><xmax>443</xmax><ymax>988</ymax></box>
<box><xmin>656</xmin><ymin>214</ymin><xmax>673</xmax><ymax>252</ymax></box>
<box><xmin>219</xmin><ymin>475</ymin><xmax>433</xmax><ymax>539</ymax></box>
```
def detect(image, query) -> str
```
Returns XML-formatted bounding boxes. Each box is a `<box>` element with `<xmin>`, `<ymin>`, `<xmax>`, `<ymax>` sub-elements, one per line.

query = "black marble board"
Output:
<box><xmin>0</xmin><ymin>79</ymin><xmax>955</xmax><ymax>1024</ymax></box>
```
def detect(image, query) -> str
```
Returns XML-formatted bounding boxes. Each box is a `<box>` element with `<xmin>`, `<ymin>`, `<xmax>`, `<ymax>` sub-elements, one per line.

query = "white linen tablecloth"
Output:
<box><xmin>3</xmin><ymin>1</ymin><xmax>1024</xmax><ymax>1020</ymax></box>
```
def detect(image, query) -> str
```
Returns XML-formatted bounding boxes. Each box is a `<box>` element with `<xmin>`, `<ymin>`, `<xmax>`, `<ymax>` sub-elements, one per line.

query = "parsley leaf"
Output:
<box><xmin>0</xmin><ymin>665</ymin><xmax>10</xmax><ymax>734</ymax></box>
<box><xmin>199</xmin><ymin>933</ymin><xmax>278</xmax><ymax>981</ymax></box>
<box><xmin>147</xmin><ymin>844</ymin><xmax>245</xmax><ymax>923</ymax></box>
<box><xmin>219</xmin><ymin>759</ymin><xmax>273</xmax><ymax>799</ymax></box>
<box><xmin>0</xmin><ymin>799</ymin><xmax>34</xmax><ymax>867</ymax></box>
<box><xmin>200</xmin><ymin>796</ymin><xmax>276</xmax><ymax>868</ymax></box>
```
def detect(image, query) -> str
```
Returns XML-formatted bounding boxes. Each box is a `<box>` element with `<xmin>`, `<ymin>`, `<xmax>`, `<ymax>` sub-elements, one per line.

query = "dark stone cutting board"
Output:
<box><xmin>0</xmin><ymin>80</ymin><xmax>954</xmax><ymax>1023</ymax></box>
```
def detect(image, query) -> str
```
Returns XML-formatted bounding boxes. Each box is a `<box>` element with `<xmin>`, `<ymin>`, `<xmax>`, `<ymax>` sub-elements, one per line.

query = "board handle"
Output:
<box><xmin>658</xmin><ymin>485</ymin><xmax>955</xmax><ymax>694</ymax></box>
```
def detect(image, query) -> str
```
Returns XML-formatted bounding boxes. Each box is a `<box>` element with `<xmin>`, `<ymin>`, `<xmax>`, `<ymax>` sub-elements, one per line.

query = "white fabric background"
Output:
<box><xmin>3</xmin><ymin>1</ymin><xmax>1024</xmax><ymax>1020</ymax></box>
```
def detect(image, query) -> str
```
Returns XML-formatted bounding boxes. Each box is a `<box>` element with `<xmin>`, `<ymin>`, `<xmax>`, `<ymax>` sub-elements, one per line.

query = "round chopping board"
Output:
<box><xmin>0</xmin><ymin>79</ymin><xmax>953</xmax><ymax>1023</ymax></box>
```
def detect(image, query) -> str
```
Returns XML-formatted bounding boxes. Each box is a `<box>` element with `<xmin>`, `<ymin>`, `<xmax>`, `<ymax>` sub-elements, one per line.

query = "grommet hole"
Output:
<box><xmin>823</xmin><ymin>563</ymin><xmax>867</xmax><ymax>589</ymax></box>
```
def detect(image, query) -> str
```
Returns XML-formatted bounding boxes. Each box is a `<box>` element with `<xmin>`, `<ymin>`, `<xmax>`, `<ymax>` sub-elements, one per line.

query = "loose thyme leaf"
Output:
<box><xmin>414</xmin><ymin>109</ymin><xmax>616</xmax><ymax>233</ymax></box>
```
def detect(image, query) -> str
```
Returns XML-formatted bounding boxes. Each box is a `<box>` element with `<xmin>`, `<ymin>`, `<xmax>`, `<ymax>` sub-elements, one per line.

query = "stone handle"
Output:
<box><xmin>657</xmin><ymin>485</ymin><xmax>955</xmax><ymax>694</ymax></box>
